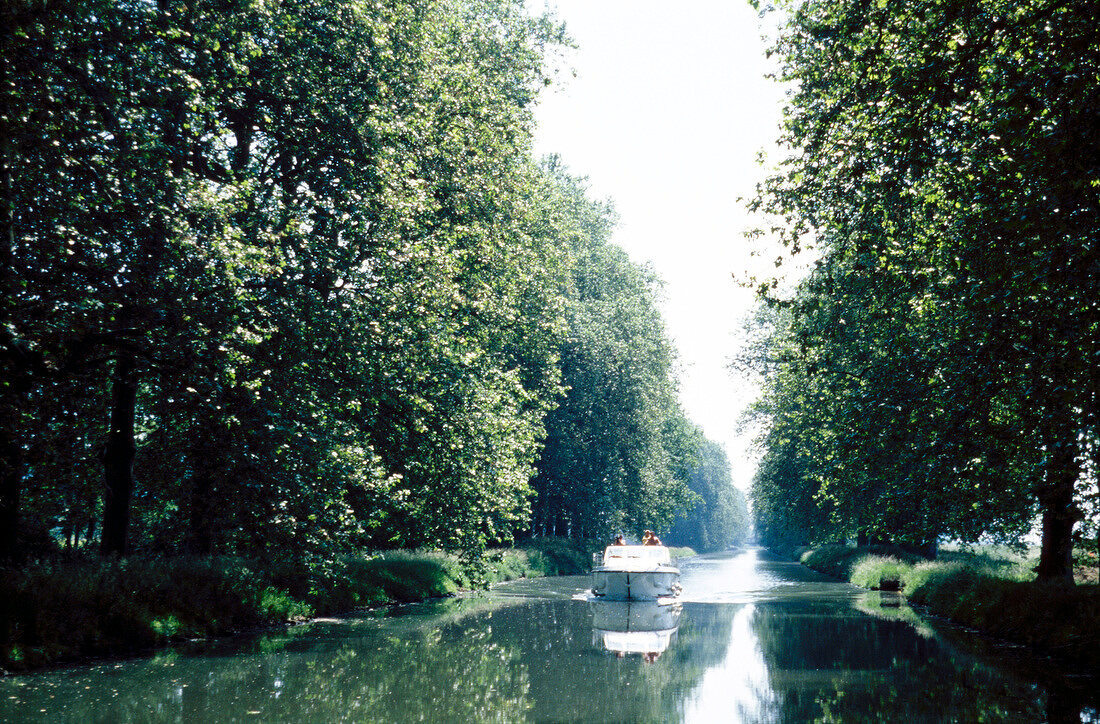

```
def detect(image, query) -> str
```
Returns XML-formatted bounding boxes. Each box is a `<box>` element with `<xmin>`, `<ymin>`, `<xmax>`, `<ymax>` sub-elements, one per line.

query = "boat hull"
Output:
<box><xmin>590</xmin><ymin>568</ymin><xmax>680</xmax><ymax>601</ymax></box>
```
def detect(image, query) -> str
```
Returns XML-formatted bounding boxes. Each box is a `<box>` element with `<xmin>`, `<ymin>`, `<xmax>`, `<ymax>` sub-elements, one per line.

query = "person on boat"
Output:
<box><xmin>612</xmin><ymin>534</ymin><xmax>625</xmax><ymax>546</ymax></box>
<box><xmin>642</xmin><ymin>530</ymin><xmax>662</xmax><ymax>546</ymax></box>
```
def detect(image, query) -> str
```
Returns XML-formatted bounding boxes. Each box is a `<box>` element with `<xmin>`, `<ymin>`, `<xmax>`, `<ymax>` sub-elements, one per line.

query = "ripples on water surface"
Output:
<box><xmin>1</xmin><ymin>549</ymin><xmax>1097</xmax><ymax>723</ymax></box>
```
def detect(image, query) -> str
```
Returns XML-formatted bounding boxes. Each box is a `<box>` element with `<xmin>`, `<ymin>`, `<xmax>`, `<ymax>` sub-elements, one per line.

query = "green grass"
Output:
<box><xmin>667</xmin><ymin>546</ymin><xmax>697</xmax><ymax>560</ymax></box>
<box><xmin>905</xmin><ymin>565</ymin><xmax>1100</xmax><ymax>668</ymax></box>
<box><xmin>937</xmin><ymin>543</ymin><xmax>1038</xmax><ymax>581</ymax></box>
<box><xmin>791</xmin><ymin>543</ymin><xmax>1100</xmax><ymax>669</ymax></box>
<box><xmin>799</xmin><ymin>544</ymin><xmax>870</xmax><ymax>579</ymax></box>
<box><xmin>0</xmin><ymin>537</ymin><xmax>595</xmax><ymax>672</ymax></box>
<box><xmin>849</xmin><ymin>555</ymin><xmax>910</xmax><ymax>590</ymax></box>
<box><xmin>510</xmin><ymin>537</ymin><xmax>597</xmax><ymax>577</ymax></box>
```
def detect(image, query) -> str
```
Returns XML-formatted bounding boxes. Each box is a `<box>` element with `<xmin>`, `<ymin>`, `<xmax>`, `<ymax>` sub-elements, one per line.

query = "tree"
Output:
<box><xmin>665</xmin><ymin>431</ymin><xmax>751</xmax><ymax>552</ymax></box>
<box><xmin>529</xmin><ymin>164</ymin><xmax>696</xmax><ymax>541</ymax></box>
<box><xmin>749</xmin><ymin>0</ymin><xmax>1099</xmax><ymax>580</ymax></box>
<box><xmin>2</xmin><ymin>0</ymin><xmax>573</xmax><ymax>559</ymax></box>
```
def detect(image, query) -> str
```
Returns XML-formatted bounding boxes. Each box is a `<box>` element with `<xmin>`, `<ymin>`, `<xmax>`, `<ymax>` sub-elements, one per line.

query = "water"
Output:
<box><xmin>1</xmin><ymin>549</ymin><xmax>1097</xmax><ymax>722</ymax></box>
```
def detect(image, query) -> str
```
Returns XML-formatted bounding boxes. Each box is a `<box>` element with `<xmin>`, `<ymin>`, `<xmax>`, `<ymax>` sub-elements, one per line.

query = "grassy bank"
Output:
<box><xmin>0</xmin><ymin>537</ymin><xmax>595</xmax><ymax>673</ymax></box>
<box><xmin>794</xmin><ymin>544</ymin><xmax>1100</xmax><ymax>670</ymax></box>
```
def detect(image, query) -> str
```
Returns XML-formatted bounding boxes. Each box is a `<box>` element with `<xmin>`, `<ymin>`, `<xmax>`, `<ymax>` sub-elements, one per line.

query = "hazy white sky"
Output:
<box><xmin>530</xmin><ymin>0</ymin><xmax>788</xmax><ymax>489</ymax></box>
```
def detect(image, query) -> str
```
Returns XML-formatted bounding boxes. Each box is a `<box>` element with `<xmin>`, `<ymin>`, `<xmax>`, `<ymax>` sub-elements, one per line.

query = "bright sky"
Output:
<box><xmin>530</xmin><ymin>0</ymin><xmax>788</xmax><ymax>490</ymax></box>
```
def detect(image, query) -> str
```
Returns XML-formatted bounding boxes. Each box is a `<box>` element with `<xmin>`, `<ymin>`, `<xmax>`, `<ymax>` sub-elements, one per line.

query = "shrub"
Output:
<box><xmin>800</xmin><ymin>544</ymin><xmax>865</xmax><ymax>579</ymax></box>
<box><xmin>850</xmin><ymin>556</ymin><xmax>909</xmax><ymax>590</ymax></box>
<box><xmin>482</xmin><ymin>549</ymin><xmax>536</xmax><ymax>584</ymax></box>
<box><xmin>358</xmin><ymin>551</ymin><xmax>463</xmax><ymax>602</ymax></box>
<box><xmin>513</xmin><ymin>537</ymin><xmax>595</xmax><ymax>576</ymax></box>
<box><xmin>666</xmin><ymin>546</ymin><xmax>697</xmax><ymax>560</ymax></box>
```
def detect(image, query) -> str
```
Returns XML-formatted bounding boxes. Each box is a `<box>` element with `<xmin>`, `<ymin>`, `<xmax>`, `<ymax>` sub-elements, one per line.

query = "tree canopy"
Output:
<box><xmin>747</xmin><ymin>0</ymin><xmax>1099</xmax><ymax>581</ymax></box>
<box><xmin>665</xmin><ymin>433</ymin><xmax>751</xmax><ymax>553</ymax></box>
<box><xmin>1</xmin><ymin>0</ymin><xmax>733</xmax><ymax>563</ymax></box>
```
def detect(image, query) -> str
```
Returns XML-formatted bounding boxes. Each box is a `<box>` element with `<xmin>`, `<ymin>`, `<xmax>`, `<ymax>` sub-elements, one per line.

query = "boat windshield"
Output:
<box><xmin>603</xmin><ymin>545</ymin><xmax>671</xmax><ymax>565</ymax></box>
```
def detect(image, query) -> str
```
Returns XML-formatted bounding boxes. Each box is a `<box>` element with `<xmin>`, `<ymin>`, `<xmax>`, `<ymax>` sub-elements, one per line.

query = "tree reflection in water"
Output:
<box><xmin>680</xmin><ymin>601</ymin><xmax>1098</xmax><ymax>723</ymax></box>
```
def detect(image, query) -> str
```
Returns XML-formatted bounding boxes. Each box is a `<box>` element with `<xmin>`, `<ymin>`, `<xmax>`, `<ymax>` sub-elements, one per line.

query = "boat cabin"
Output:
<box><xmin>601</xmin><ymin>545</ymin><xmax>672</xmax><ymax>566</ymax></box>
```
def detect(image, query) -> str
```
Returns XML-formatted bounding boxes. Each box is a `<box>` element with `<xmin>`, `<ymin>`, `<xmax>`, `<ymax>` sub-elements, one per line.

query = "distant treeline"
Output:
<box><xmin>0</xmin><ymin>0</ymin><xmax>748</xmax><ymax>563</ymax></box>
<box><xmin>745</xmin><ymin>0</ymin><xmax>1099</xmax><ymax>582</ymax></box>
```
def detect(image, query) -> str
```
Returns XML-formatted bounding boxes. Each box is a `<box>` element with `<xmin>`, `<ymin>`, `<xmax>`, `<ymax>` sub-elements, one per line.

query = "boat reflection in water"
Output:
<box><xmin>589</xmin><ymin>600</ymin><xmax>683</xmax><ymax>663</ymax></box>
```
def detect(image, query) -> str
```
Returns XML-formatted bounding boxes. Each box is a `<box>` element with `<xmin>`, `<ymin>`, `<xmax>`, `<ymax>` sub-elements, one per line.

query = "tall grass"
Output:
<box><xmin>792</xmin><ymin>543</ymin><xmax>1100</xmax><ymax>669</ymax></box>
<box><xmin>905</xmin><ymin>565</ymin><xmax>1100</xmax><ymax>668</ymax></box>
<box><xmin>0</xmin><ymin>538</ymin><xmax>595</xmax><ymax>672</ymax></box>
<box><xmin>0</xmin><ymin>556</ymin><xmax>300</xmax><ymax>670</ymax></box>
<box><xmin>937</xmin><ymin>543</ymin><xmax>1038</xmax><ymax>581</ymax></box>
<box><xmin>800</xmin><ymin>544</ymin><xmax>864</xmax><ymax>579</ymax></box>
<box><xmin>849</xmin><ymin>555</ymin><xmax>909</xmax><ymax>590</ymax></box>
<box><xmin>666</xmin><ymin>546</ymin><xmax>697</xmax><ymax>560</ymax></box>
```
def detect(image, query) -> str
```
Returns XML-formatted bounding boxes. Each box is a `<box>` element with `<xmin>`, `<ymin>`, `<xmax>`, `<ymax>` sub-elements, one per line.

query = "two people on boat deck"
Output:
<box><xmin>610</xmin><ymin>530</ymin><xmax>662</xmax><ymax>545</ymax></box>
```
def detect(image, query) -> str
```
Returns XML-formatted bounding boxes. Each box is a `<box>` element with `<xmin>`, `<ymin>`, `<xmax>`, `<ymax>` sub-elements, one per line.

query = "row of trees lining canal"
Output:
<box><xmin>0</xmin><ymin>0</ymin><xmax>749</xmax><ymax>564</ymax></box>
<box><xmin>745</xmin><ymin>0</ymin><xmax>1098</xmax><ymax>583</ymax></box>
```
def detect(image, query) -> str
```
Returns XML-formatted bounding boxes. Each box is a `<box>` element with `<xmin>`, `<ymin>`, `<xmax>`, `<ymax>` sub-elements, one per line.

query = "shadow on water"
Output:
<box><xmin>0</xmin><ymin>549</ymin><xmax>1097</xmax><ymax>722</ymax></box>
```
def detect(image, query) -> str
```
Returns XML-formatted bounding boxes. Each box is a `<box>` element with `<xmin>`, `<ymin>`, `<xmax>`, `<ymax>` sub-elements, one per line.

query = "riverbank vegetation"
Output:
<box><xmin>745</xmin><ymin>0</ymin><xmax>1100</xmax><ymax>586</ymax></box>
<box><xmin>793</xmin><ymin>544</ymin><xmax>1100</xmax><ymax>669</ymax></box>
<box><xmin>0</xmin><ymin>537</ymin><xmax>595</xmax><ymax>672</ymax></box>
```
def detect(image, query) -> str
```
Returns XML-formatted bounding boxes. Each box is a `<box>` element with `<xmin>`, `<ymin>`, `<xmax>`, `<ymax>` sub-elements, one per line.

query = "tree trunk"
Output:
<box><xmin>0</xmin><ymin>418</ymin><xmax>21</xmax><ymax>565</ymax></box>
<box><xmin>0</xmin><ymin>128</ymin><xmax>23</xmax><ymax>566</ymax></box>
<box><xmin>186</xmin><ymin>469</ymin><xmax>215</xmax><ymax>556</ymax></box>
<box><xmin>0</xmin><ymin>88</ymin><xmax>13</xmax><ymax>563</ymax></box>
<box><xmin>1035</xmin><ymin>430</ymin><xmax>1080</xmax><ymax>584</ymax></box>
<box><xmin>101</xmin><ymin>353</ymin><xmax>137</xmax><ymax>556</ymax></box>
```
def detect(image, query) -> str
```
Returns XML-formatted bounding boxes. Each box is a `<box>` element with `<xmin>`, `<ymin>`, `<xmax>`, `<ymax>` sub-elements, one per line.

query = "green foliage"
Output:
<box><xmin>799</xmin><ymin>544</ymin><xmax>865</xmax><ymax>580</ymax></box>
<box><xmin>1</xmin><ymin>0</ymin><xmax>712</xmax><ymax>566</ymax></box>
<box><xmin>478</xmin><ymin>539</ymin><xmax>594</xmax><ymax>583</ymax></box>
<box><xmin>259</xmin><ymin>588</ymin><xmax>313</xmax><ymax>622</ymax></box>
<box><xmin>355</xmin><ymin>552</ymin><xmax>467</xmax><ymax>602</ymax></box>
<box><xmin>937</xmin><ymin>543</ymin><xmax>1038</xmax><ymax>582</ymax></box>
<box><xmin>527</xmin><ymin>165</ymin><xmax>699</xmax><ymax>542</ymax></box>
<box><xmin>510</xmin><ymin>536</ymin><xmax>595</xmax><ymax>576</ymax></box>
<box><xmin>665</xmin><ymin>433</ymin><xmax>751</xmax><ymax>552</ymax></box>
<box><xmin>747</xmin><ymin>0</ymin><xmax>1100</xmax><ymax>579</ymax></box>
<box><xmin>800</xmin><ymin>543</ymin><xmax>924</xmax><ymax>581</ymax></box>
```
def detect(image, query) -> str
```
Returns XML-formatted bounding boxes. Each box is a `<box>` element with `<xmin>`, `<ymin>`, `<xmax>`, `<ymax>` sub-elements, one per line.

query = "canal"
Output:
<box><xmin>1</xmin><ymin>549</ymin><xmax>1097</xmax><ymax>722</ymax></box>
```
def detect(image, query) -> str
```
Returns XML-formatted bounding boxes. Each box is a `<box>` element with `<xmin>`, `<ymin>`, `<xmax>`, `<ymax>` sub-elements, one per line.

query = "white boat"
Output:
<box><xmin>590</xmin><ymin>545</ymin><xmax>681</xmax><ymax>601</ymax></box>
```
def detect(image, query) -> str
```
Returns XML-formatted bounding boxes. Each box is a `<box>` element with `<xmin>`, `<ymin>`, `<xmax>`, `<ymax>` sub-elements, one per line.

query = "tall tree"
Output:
<box><xmin>666</xmin><ymin>431</ymin><xmax>751</xmax><ymax>552</ymax></box>
<box><xmin>749</xmin><ymin>0</ymin><xmax>1099</xmax><ymax>580</ymax></box>
<box><xmin>530</xmin><ymin>165</ymin><xmax>696</xmax><ymax>540</ymax></box>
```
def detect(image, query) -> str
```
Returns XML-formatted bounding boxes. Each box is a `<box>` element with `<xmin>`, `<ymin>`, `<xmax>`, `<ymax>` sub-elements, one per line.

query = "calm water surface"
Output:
<box><xmin>2</xmin><ymin>549</ymin><xmax>1097</xmax><ymax>722</ymax></box>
